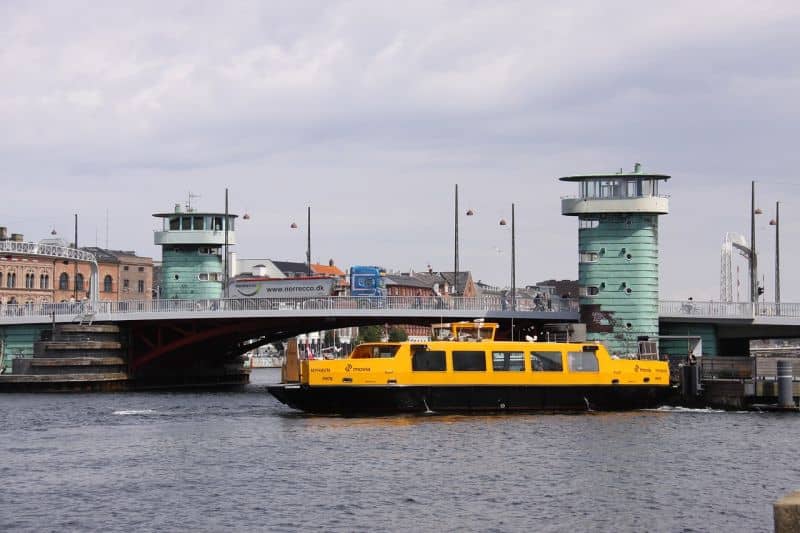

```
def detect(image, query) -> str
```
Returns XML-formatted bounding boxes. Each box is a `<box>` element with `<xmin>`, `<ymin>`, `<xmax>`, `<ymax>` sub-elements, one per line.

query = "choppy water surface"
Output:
<box><xmin>1</xmin><ymin>369</ymin><xmax>798</xmax><ymax>532</ymax></box>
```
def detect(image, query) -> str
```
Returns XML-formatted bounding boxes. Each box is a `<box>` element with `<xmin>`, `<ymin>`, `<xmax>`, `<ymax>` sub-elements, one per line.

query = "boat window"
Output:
<box><xmin>568</xmin><ymin>351</ymin><xmax>599</xmax><ymax>372</ymax></box>
<box><xmin>169</xmin><ymin>217</ymin><xmax>180</xmax><ymax>230</ymax></box>
<box><xmin>452</xmin><ymin>351</ymin><xmax>486</xmax><ymax>371</ymax></box>
<box><xmin>530</xmin><ymin>351</ymin><xmax>563</xmax><ymax>371</ymax></box>
<box><xmin>492</xmin><ymin>351</ymin><xmax>525</xmax><ymax>371</ymax></box>
<box><xmin>411</xmin><ymin>347</ymin><xmax>446</xmax><ymax>371</ymax></box>
<box><xmin>432</xmin><ymin>326</ymin><xmax>454</xmax><ymax>341</ymax></box>
<box><xmin>193</xmin><ymin>216</ymin><xmax>204</xmax><ymax>230</ymax></box>
<box><xmin>374</xmin><ymin>345</ymin><xmax>399</xmax><ymax>358</ymax></box>
<box><xmin>349</xmin><ymin>345</ymin><xmax>398</xmax><ymax>359</ymax></box>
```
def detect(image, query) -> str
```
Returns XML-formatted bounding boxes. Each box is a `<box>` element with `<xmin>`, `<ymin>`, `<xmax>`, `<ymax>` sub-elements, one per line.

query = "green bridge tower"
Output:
<box><xmin>153</xmin><ymin>203</ymin><xmax>237</xmax><ymax>300</ymax></box>
<box><xmin>560</xmin><ymin>164</ymin><xmax>670</xmax><ymax>356</ymax></box>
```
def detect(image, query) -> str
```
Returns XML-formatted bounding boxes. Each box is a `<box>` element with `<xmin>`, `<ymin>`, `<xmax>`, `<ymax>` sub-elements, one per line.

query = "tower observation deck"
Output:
<box><xmin>560</xmin><ymin>163</ymin><xmax>670</xmax><ymax>356</ymax></box>
<box><xmin>153</xmin><ymin>204</ymin><xmax>237</xmax><ymax>300</ymax></box>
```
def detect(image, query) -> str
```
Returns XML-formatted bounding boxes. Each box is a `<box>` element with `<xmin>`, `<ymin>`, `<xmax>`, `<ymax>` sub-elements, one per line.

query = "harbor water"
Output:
<box><xmin>1</xmin><ymin>368</ymin><xmax>798</xmax><ymax>532</ymax></box>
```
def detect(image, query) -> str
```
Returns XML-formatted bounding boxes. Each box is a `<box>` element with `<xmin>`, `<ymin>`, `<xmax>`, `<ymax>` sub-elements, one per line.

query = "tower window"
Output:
<box><xmin>579</xmin><ymin>286</ymin><xmax>600</xmax><ymax>297</ymax></box>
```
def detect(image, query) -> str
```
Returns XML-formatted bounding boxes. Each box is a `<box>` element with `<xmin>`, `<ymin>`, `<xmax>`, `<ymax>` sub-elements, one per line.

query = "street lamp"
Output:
<box><xmin>499</xmin><ymin>203</ymin><xmax>516</xmax><ymax>312</ymax></box>
<box><xmin>454</xmin><ymin>184</ymin><xmax>459</xmax><ymax>296</ymax></box>
<box><xmin>769</xmin><ymin>201</ymin><xmax>780</xmax><ymax>310</ymax></box>
<box><xmin>750</xmin><ymin>181</ymin><xmax>762</xmax><ymax>303</ymax></box>
<box><xmin>290</xmin><ymin>206</ymin><xmax>312</xmax><ymax>274</ymax></box>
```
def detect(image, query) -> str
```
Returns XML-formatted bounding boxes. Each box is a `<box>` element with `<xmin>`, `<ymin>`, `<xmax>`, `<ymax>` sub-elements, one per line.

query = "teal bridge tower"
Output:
<box><xmin>153</xmin><ymin>203</ymin><xmax>237</xmax><ymax>300</ymax></box>
<box><xmin>560</xmin><ymin>164</ymin><xmax>670</xmax><ymax>356</ymax></box>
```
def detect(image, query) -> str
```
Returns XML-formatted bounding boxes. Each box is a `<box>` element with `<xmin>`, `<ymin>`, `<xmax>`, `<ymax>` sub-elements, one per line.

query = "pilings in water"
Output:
<box><xmin>775</xmin><ymin>490</ymin><xmax>800</xmax><ymax>533</ymax></box>
<box><xmin>778</xmin><ymin>360</ymin><xmax>795</xmax><ymax>409</ymax></box>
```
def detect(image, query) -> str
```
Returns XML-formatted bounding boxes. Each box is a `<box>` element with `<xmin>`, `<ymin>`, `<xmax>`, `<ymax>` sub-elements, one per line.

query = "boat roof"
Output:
<box><xmin>152</xmin><ymin>212</ymin><xmax>239</xmax><ymax>218</ymax></box>
<box><xmin>559</xmin><ymin>173</ymin><xmax>670</xmax><ymax>182</ymax></box>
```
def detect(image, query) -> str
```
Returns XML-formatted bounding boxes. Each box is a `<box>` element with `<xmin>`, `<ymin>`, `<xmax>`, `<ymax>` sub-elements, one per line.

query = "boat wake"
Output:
<box><xmin>422</xmin><ymin>397</ymin><xmax>436</xmax><ymax>415</ymax></box>
<box><xmin>113</xmin><ymin>409</ymin><xmax>157</xmax><ymax>416</ymax></box>
<box><xmin>642</xmin><ymin>406</ymin><xmax>727</xmax><ymax>414</ymax></box>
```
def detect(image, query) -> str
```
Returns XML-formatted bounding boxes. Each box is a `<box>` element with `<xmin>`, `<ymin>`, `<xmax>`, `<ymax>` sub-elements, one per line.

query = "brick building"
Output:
<box><xmin>0</xmin><ymin>230</ymin><xmax>153</xmax><ymax>305</ymax></box>
<box><xmin>0</xmin><ymin>251</ymin><xmax>54</xmax><ymax>306</ymax></box>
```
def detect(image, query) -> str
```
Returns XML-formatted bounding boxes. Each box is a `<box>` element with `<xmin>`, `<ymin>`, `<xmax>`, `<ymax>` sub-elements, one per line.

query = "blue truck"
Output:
<box><xmin>349</xmin><ymin>266</ymin><xmax>386</xmax><ymax>299</ymax></box>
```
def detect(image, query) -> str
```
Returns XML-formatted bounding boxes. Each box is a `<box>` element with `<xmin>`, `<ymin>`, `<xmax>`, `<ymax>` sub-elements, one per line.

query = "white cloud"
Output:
<box><xmin>1</xmin><ymin>1</ymin><xmax>800</xmax><ymax>296</ymax></box>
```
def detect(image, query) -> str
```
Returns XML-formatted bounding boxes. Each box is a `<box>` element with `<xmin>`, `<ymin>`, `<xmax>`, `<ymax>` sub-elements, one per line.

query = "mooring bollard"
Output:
<box><xmin>680</xmin><ymin>362</ymin><xmax>700</xmax><ymax>400</ymax></box>
<box><xmin>777</xmin><ymin>360</ymin><xmax>795</xmax><ymax>409</ymax></box>
<box><xmin>774</xmin><ymin>490</ymin><xmax>800</xmax><ymax>533</ymax></box>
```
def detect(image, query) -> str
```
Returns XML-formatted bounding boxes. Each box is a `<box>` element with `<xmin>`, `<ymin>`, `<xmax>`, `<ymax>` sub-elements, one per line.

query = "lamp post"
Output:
<box><xmin>750</xmin><ymin>180</ymin><xmax>762</xmax><ymax>303</ymax></box>
<box><xmin>499</xmin><ymin>203</ymin><xmax>516</xmax><ymax>312</ymax></box>
<box><xmin>769</xmin><ymin>201</ymin><xmax>780</xmax><ymax>312</ymax></box>
<box><xmin>290</xmin><ymin>206</ymin><xmax>312</xmax><ymax>275</ymax></box>
<box><xmin>224</xmin><ymin>188</ymin><xmax>229</xmax><ymax>298</ymax></box>
<box><xmin>454</xmin><ymin>184</ymin><xmax>459</xmax><ymax>296</ymax></box>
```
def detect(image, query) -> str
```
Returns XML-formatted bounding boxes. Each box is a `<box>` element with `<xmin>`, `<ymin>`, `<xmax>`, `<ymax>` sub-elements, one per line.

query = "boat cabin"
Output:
<box><xmin>431</xmin><ymin>321</ymin><xmax>497</xmax><ymax>342</ymax></box>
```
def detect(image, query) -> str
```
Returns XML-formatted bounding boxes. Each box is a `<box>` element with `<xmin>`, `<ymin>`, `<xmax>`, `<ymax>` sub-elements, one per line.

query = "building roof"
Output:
<box><xmin>384</xmin><ymin>274</ymin><xmax>431</xmax><ymax>289</ymax></box>
<box><xmin>272</xmin><ymin>260</ymin><xmax>312</xmax><ymax>276</ymax></box>
<box><xmin>82</xmin><ymin>247</ymin><xmax>152</xmax><ymax>264</ymax></box>
<box><xmin>235</xmin><ymin>259</ymin><xmax>285</xmax><ymax>278</ymax></box>
<box><xmin>311</xmin><ymin>263</ymin><xmax>346</xmax><ymax>277</ymax></box>
<box><xmin>409</xmin><ymin>270</ymin><xmax>472</xmax><ymax>294</ymax></box>
<box><xmin>536</xmin><ymin>279</ymin><xmax>580</xmax><ymax>298</ymax></box>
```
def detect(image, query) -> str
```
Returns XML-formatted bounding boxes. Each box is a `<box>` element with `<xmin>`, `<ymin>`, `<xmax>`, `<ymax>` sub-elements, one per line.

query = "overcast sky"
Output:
<box><xmin>2</xmin><ymin>1</ymin><xmax>800</xmax><ymax>300</ymax></box>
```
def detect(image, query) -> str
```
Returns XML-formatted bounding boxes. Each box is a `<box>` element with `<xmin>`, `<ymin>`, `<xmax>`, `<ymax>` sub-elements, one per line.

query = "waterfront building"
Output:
<box><xmin>411</xmin><ymin>270</ymin><xmax>478</xmax><ymax>299</ymax></box>
<box><xmin>0</xmin><ymin>232</ymin><xmax>54</xmax><ymax>307</ymax></box>
<box><xmin>311</xmin><ymin>261</ymin><xmax>348</xmax><ymax>294</ymax></box>
<box><xmin>560</xmin><ymin>163</ymin><xmax>670</xmax><ymax>356</ymax></box>
<box><xmin>81</xmin><ymin>248</ymin><xmax>154</xmax><ymax>302</ymax></box>
<box><xmin>0</xmin><ymin>231</ymin><xmax>152</xmax><ymax>305</ymax></box>
<box><xmin>153</xmin><ymin>204</ymin><xmax>237</xmax><ymax>300</ymax></box>
<box><xmin>384</xmin><ymin>274</ymin><xmax>436</xmax><ymax>340</ymax></box>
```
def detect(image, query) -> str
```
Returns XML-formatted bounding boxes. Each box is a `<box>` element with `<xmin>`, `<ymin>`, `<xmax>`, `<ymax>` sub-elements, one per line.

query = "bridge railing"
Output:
<box><xmin>661</xmin><ymin>300</ymin><xmax>800</xmax><ymax>319</ymax></box>
<box><xmin>754</xmin><ymin>302</ymin><xmax>800</xmax><ymax>318</ymax></box>
<box><xmin>659</xmin><ymin>300</ymin><xmax>756</xmax><ymax>318</ymax></box>
<box><xmin>0</xmin><ymin>295</ymin><xmax>580</xmax><ymax>319</ymax></box>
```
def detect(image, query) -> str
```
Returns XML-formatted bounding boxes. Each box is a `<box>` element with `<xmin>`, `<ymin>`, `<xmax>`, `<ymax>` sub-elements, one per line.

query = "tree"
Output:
<box><xmin>356</xmin><ymin>325</ymin><xmax>384</xmax><ymax>345</ymax></box>
<box><xmin>388</xmin><ymin>326</ymin><xmax>408</xmax><ymax>342</ymax></box>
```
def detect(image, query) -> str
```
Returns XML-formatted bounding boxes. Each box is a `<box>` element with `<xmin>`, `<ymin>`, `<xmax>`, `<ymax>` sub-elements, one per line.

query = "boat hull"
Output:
<box><xmin>267</xmin><ymin>384</ymin><xmax>670</xmax><ymax>414</ymax></box>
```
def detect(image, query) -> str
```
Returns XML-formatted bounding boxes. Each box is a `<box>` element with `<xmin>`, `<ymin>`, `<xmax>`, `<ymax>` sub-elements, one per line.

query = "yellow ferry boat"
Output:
<box><xmin>268</xmin><ymin>321</ymin><xmax>671</xmax><ymax>414</ymax></box>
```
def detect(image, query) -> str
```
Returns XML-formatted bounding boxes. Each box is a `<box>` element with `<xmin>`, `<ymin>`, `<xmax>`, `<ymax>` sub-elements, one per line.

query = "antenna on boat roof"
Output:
<box><xmin>186</xmin><ymin>192</ymin><xmax>201</xmax><ymax>212</ymax></box>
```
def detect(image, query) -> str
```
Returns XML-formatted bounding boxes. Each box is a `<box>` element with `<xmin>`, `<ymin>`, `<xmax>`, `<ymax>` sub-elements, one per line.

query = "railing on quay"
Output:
<box><xmin>699</xmin><ymin>357</ymin><xmax>800</xmax><ymax>382</ymax></box>
<box><xmin>0</xmin><ymin>295</ymin><xmax>580</xmax><ymax>321</ymax></box>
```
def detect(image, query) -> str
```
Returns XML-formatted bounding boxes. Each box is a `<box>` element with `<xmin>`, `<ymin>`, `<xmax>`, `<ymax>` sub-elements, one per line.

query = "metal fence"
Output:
<box><xmin>0</xmin><ymin>295</ymin><xmax>580</xmax><ymax>320</ymax></box>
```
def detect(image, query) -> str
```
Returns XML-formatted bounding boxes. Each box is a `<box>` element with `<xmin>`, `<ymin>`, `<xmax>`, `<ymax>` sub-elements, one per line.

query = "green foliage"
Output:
<box><xmin>356</xmin><ymin>325</ymin><xmax>384</xmax><ymax>345</ymax></box>
<box><xmin>387</xmin><ymin>326</ymin><xmax>408</xmax><ymax>342</ymax></box>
